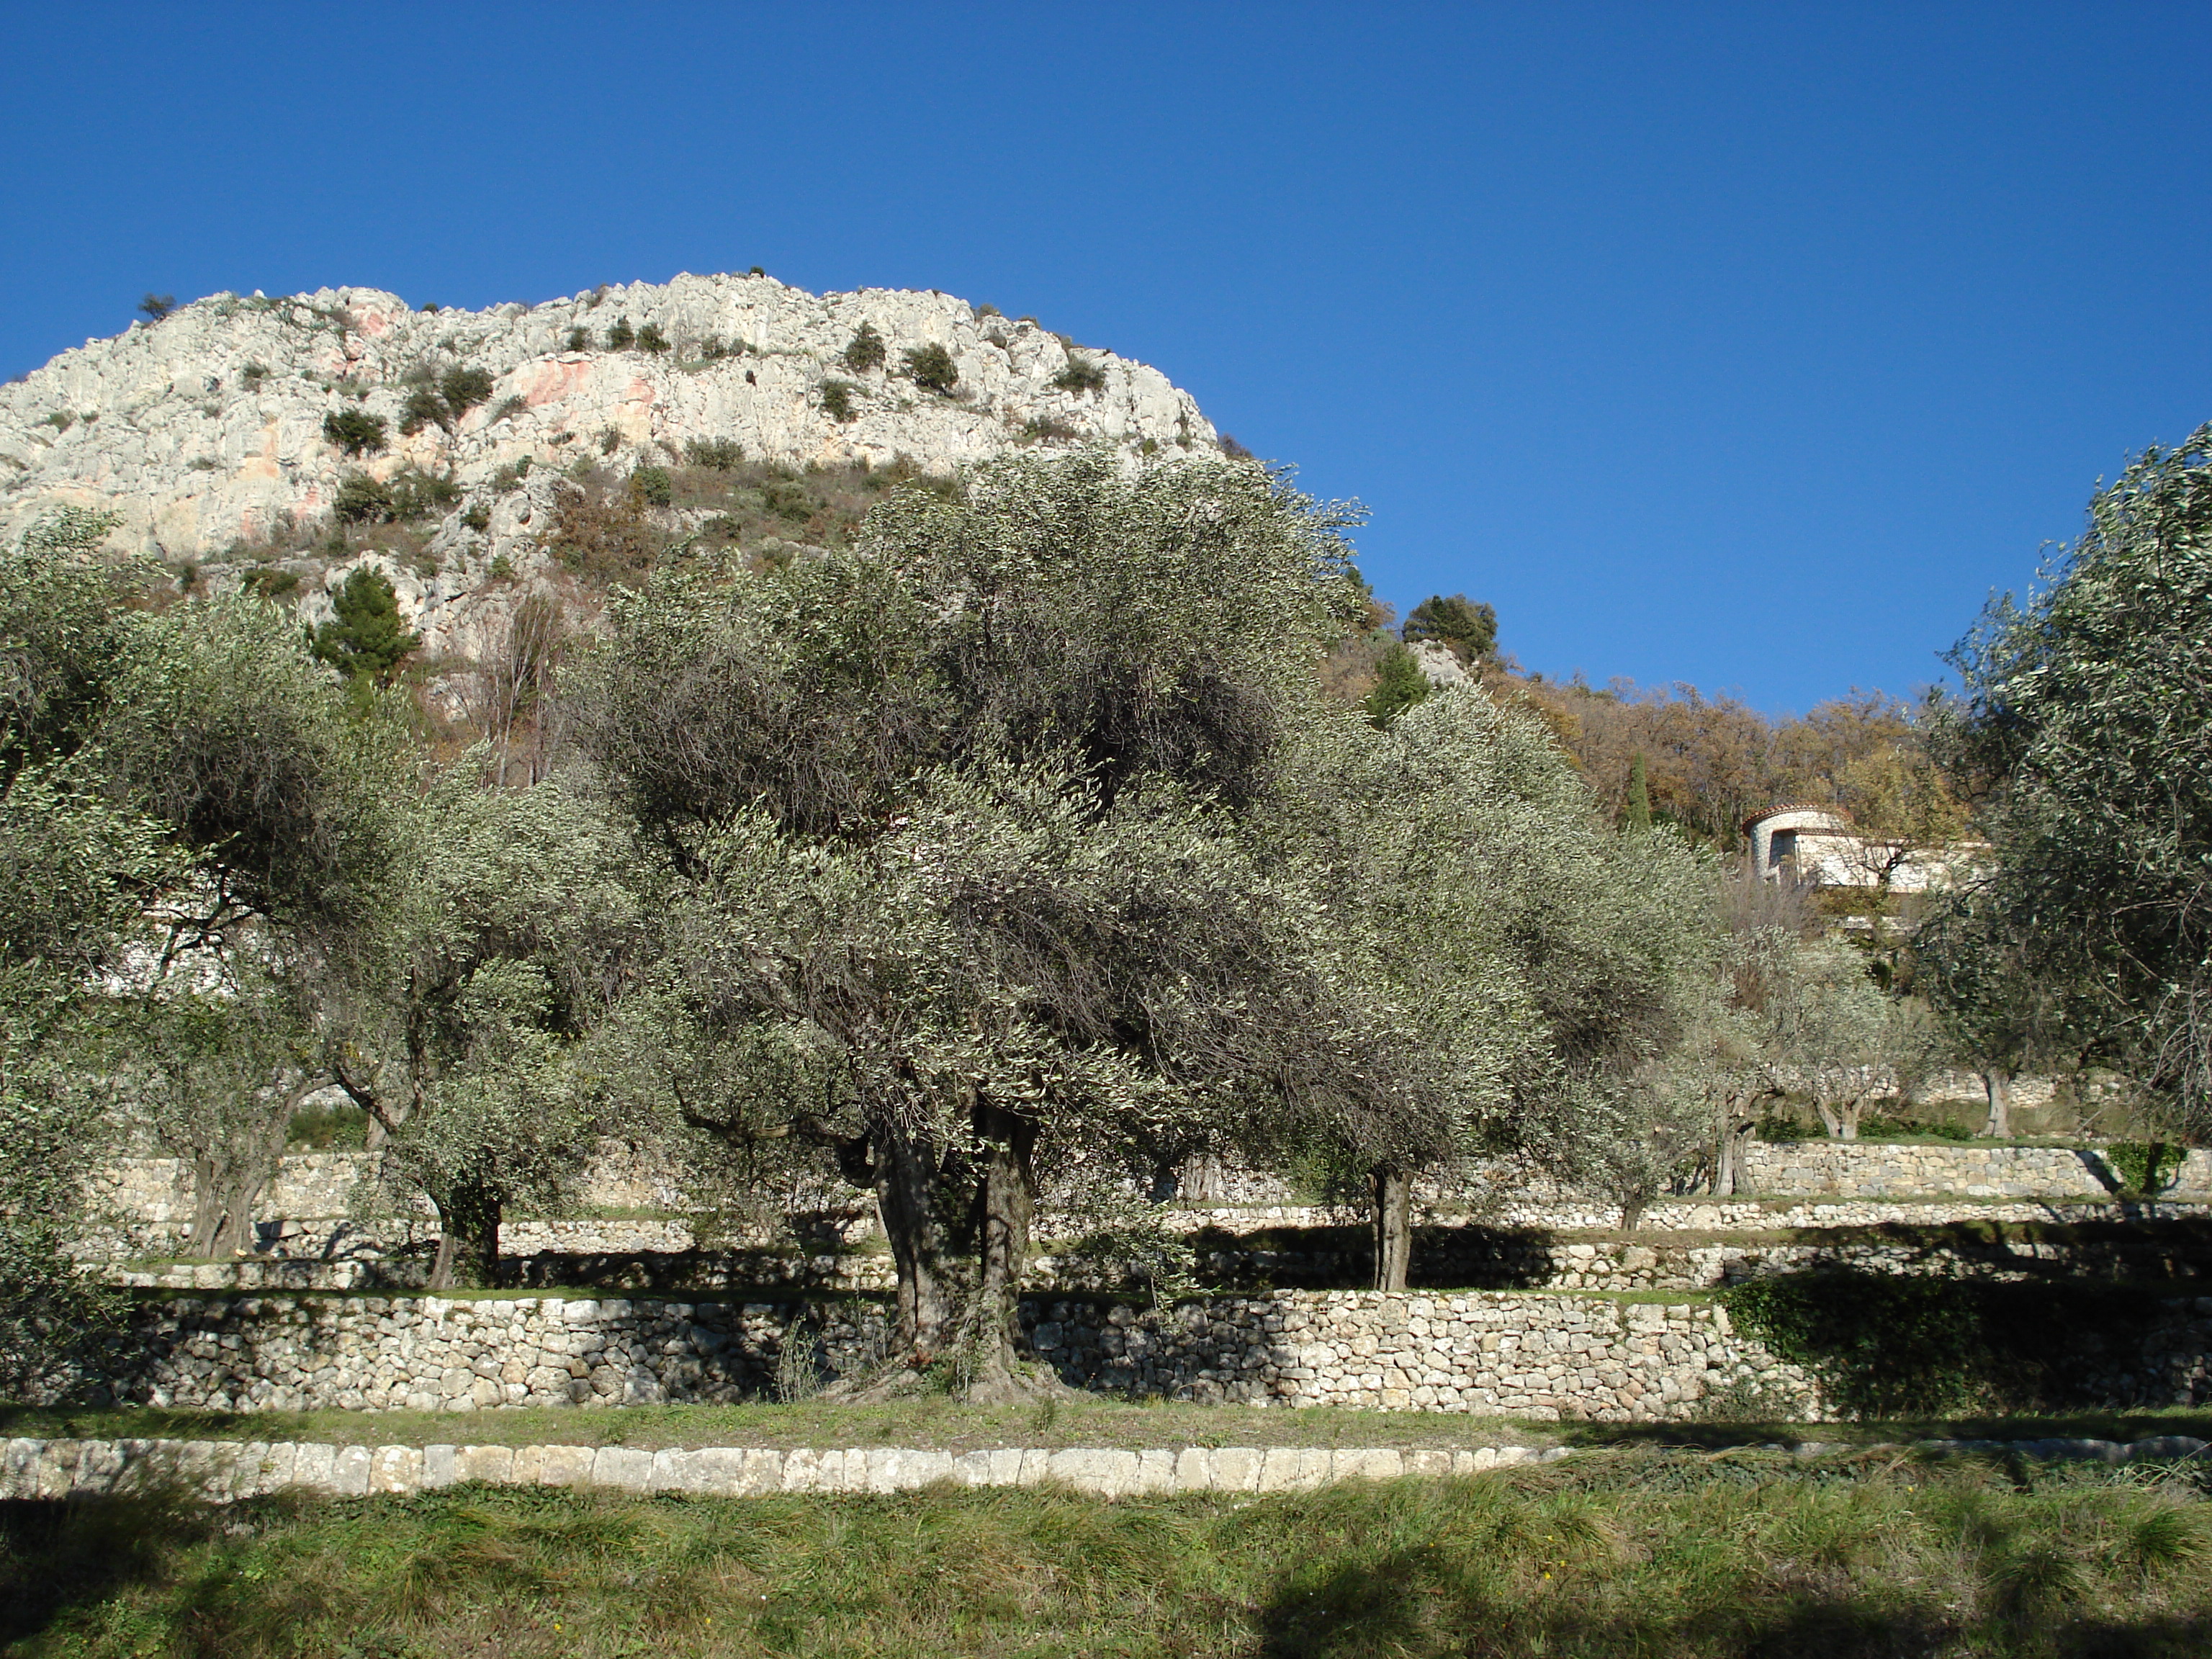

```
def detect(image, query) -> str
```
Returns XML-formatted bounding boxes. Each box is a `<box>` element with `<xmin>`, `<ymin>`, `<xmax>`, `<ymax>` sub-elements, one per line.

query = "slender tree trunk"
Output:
<box><xmin>207</xmin><ymin>1097</ymin><xmax>300</xmax><ymax>1259</ymax></box>
<box><xmin>1370</xmin><ymin>1165</ymin><xmax>1413</xmax><ymax>1291</ymax></box>
<box><xmin>1815</xmin><ymin>1100</ymin><xmax>1845</xmax><ymax>1138</ymax></box>
<box><xmin>428</xmin><ymin>1182</ymin><xmax>503</xmax><ymax>1290</ymax></box>
<box><xmin>1981</xmin><ymin>1067</ymin><xmax>2013</xmax><ymax>1139</ymax></box>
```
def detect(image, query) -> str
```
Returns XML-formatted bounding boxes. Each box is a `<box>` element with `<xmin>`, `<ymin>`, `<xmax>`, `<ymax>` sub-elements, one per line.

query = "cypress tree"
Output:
<box><xmin>1625</xmin><ymin>752</ymin><xmax>1652</xmax><ymax>832</ymax></box>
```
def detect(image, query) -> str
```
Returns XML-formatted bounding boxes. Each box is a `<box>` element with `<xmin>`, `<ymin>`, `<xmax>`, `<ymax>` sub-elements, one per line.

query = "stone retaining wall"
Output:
<box><xmin>67</xmin><ymin>1290</ymin><xmax>1821</xmax><ymax>1423</ymax></box>
<box><xmin>50</xmin><ymin>1285</ymin><xmax>2212</xmax><ymax>1424</ymax></box>
<box><xmin>94</xmin><ymin>1142</ymin><xmax>2212</xmax><ymax>1244</ymax></box>
<box><xmin>1739</xmin><ymin>1143</ymin><xmax>2212</xmax><ymax>1200</ymax></box>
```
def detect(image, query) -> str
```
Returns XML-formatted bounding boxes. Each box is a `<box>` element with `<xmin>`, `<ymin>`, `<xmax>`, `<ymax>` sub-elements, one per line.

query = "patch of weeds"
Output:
<box><xmin>388</xmin><ymin>467</ymin><xmax>462</xmax><ymax>521</ymax></box>
<box><xmin>398</xmin><ymin>386</ymin><xmax>446</xmax><ymax>436</ymax></box>
<box><xmin>459</xmin><ymin>503</ymin><xmax>491</xmax><ymax>534</ymax></box>
<box><xmin>637</xmin><ymin>321</ymin><xmax>673</xmax><ymax>355</ymax></box>
<box><xmin>1022</xmin><ymin>414</ymin><xmax>1078</xmax><ymax>444</ymax></box>
<box><xmin>489</xmin><ymin>553</ymin><xmax>516</xmax><ymax>580</ymax></box>
<box><xmin>1722</xmin><ymin>1269</ymin><xmax>2175</xmax><ymax>1419</ymax></box>
<box><xmin>441</xmin><ymin>365</ymin><xmax>495</xmax><ymax>419</ymax></box>
<box><xmin>333</xmin><ymin>472</ymin><xmax>393</xmax><ymax>524</ymax></box>
<box><xmin>545</xmin><ymin>472</ymin><xmax>665</xmax><ymax>583</ymax></box>
<box><xmin>490</xmin><ymin>395</ymin><xmax>529</xmax><ymax>423</ymax></box>
<box><xmin>239</xmin><ymin>362</ymin><xmax>270</xmax><ymax>390</ymax></box>
<box><xmin>683</xmin><ymin>437</ymin><xmax>744</xmax><ymax>470</ymax></box>
<box><xmin>629</xmin><ymin>465</ymin><xmax>673</xmax><ymax>508</ymax></box>
<box><xmin>2106</xmin><ymin>1141</ymin><xmax>2188</xmax><ymax>1197</ymax></box>
<box><xmin>821</xmin><ymin>379</ymin><xmax>860</xmax><ymax>423</ymax></box>
<box><xmin>567</xmin><ymin>325</ymin><xmax>592</xmax><ymax>351</ymax></box>
<box><xmin>42</xmin><ymin>410</ymin><xmax>75</xmax><ymax>432</ymax></box>
<box><xmin>605</xmin><ymin>316</ymin><xmax>636</xmax><ymax>351</ymax></box>
<box><xmin>598</xmin><ymin>427</ymin><xmax>621</xmax><ymax>456</ymax></box>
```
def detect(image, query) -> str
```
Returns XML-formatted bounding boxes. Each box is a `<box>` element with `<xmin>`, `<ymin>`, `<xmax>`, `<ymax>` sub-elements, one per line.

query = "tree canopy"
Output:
<box><xmin>1925</xmin><ymin>421</ymin><xmax>2212</xmax><ymax>1138</ymax></box>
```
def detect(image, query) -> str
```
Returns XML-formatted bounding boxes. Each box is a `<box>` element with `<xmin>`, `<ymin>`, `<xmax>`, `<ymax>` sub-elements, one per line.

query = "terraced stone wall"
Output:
<box><xmin>1738</xmin><ymin>1143</ymin><xmax>2212</xmax><ymax>1200</ymax></box>
<box><xmin>66</xmin><ymin>1290</ymin><xmax>1815</xmax><ymax>1424</ymax></box>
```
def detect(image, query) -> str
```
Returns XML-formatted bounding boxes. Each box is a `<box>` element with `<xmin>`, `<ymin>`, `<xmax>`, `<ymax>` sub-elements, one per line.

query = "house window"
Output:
<box><xmin>1768</xmin><ymin>831</ymin><xmax>1797</xmax><ymax>869</ymax></box>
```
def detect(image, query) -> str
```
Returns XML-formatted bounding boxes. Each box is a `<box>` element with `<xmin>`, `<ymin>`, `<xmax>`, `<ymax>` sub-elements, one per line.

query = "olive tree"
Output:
<box><xmin>84</xmin><ymin>594</ymin><xmax>408</xmax><ymax>1246</ymax></box>
<box><xmin>575</xmin><ymin>449</ymin><xmax>1421</xmax><ymax>1395</ymax></box>
<box><xmin>1275</xmin><ymin>689</ymin><xmax>1719</xmax><ymax>1265</ymax></box>
<box><xmin>325</xmin><ymin>770</ymin><xmax>640</xmax><ymax>1288</ymax></box>
<box><xmin>1924</xmin><ymin>423</ymin><xmax>2212</xmax><ymax>1139</ymax></box>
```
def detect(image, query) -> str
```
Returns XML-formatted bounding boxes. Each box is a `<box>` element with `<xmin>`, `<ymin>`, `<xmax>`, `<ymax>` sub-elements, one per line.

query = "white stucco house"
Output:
<box><xmin>1743</xmin><ymin>804</ymin><xmax>1976</xmax><ymax>894</ymax></box>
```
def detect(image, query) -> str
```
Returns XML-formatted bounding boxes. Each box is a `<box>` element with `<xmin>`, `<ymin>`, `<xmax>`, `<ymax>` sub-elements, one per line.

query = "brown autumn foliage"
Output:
<box><xmin>1312</xmin><ymin>600</ymin><xmax>1964</xmax><ymax>853</ymax></box>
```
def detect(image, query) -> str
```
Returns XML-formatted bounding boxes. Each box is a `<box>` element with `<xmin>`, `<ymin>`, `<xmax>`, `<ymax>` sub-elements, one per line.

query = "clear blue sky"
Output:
<box><xmin>5</xmin><ymin>1</ymin><xmax>2208</xmax><ymax>714</ymax></box>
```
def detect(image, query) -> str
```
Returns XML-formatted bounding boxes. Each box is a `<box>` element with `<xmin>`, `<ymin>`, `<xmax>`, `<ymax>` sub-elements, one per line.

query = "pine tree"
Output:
<box><xmin>312</xmin><ymin>567</ymin><xmax>420</xmax><ymax>685</ymax></box>
<box><xmin>1626</xmin><ymin>752</ymin><xmax>1652</xmax><ymax>831</ymax></box>
<box><xmin>1364</xmin><ymin>642</ymin><xmax>1429</xmax><ymax>727</ymax></box>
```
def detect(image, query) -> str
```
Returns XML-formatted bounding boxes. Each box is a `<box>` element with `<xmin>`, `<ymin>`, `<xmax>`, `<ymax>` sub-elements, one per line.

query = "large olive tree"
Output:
<box><xmin>576</xmin><ymin>450</ymin><xmax>1426</xmax><ymax>1395</ymax></box>
<box><xmin>1925</xmin><ymin>423</ymin><xmax>2212</xmax><ymax>1141</ymax></box>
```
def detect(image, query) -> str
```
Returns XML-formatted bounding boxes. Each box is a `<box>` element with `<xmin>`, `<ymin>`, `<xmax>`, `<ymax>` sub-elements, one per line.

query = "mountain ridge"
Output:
<box><xmin>0</xmin><ymin>272</ymin><xmax>1222</xmax><ymax>662</ymax></box>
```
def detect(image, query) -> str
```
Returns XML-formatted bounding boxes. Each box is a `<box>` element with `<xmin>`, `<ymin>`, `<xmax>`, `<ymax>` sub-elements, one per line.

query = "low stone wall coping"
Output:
<box><xmin>6</xmin><ymin>1433</ymin><xmax>2204</xmax><ymax>1504</ymax></box>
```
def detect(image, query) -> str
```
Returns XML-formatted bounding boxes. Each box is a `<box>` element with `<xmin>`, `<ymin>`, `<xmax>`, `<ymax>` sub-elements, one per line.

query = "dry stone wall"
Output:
<box><xmin>1739</xmin><ymin>1143</ymin><xmax>2212</xmax><ymax>1200</ymax></box>
<box><xmin>57</xmin><ymin>1287</ymin><xmax>2212</xmax><ymax>1424</ymax></box>
<box><xmin>69</xmin><ymin>1290</ymin><xmax>1824</xmax><ymax>1423</ymax></box>
<box><xmin>109</xmin><ymin>1212</ymin><xmax>2212</xmax><ymax>1297</ymax></box>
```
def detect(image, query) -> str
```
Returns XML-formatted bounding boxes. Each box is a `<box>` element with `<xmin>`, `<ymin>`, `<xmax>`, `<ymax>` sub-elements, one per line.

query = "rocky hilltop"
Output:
<box><xmin>0</xmin><ymin>273</ymin><xmax>1220</xmax><ymax>660</ymax></box>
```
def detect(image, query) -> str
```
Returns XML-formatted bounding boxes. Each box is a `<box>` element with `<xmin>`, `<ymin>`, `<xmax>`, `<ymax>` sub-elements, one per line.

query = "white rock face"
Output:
<box><xmin>0</xmin><ymin>274</ymin><xmax>1220</xmax><ymax>660</ymax></box>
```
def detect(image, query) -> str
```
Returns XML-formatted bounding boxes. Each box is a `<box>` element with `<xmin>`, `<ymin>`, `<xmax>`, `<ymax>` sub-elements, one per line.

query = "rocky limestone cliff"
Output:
<box><xmin>0</xmin><ymin>273</ymin><xmax>1220</xmax><ymax>662</ymax></box>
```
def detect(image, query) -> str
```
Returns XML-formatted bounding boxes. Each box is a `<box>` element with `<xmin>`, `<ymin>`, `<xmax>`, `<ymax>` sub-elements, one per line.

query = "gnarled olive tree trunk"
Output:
<box><xmin>183</xmin><ymin>1080</ymin><xmax>318</xmax><ymax>1259</ymax></box>
<box><xmin>1980</xmin><ymin>1067</ymin><xmax>2013</xmax><ymax>1138</ymax></box>
<box><xmin>835</xmin><ymin>1099</ymin><xmax>1054</xmax><ymax>1403</ymax></box>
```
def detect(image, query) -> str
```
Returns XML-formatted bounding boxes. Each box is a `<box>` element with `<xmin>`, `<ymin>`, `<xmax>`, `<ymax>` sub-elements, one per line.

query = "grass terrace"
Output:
<box><xmin>6</xmin><ymin>1447</ymin><xmax>2211</xmax><ymax>1656</ymax></box>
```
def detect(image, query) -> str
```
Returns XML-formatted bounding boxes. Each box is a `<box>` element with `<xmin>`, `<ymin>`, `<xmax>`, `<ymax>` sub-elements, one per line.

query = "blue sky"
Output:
<box><xmin>4</xmin><ymin>1</ymin><xmax>2208</xmax><ymax>713</ymax></box>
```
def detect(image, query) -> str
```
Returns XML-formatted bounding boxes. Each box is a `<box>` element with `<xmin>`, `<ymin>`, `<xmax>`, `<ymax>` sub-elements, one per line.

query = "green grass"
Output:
<box><xmin>6</xmin><ymin>1452</ymin><xmax>2209</xmax><ymax>1655</ymax></box>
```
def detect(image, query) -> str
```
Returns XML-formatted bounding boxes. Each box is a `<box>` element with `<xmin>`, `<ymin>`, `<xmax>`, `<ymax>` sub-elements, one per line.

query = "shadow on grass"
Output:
<box><xmin>1253</xmin><ymin>1554</ymin><xmax>2212</xmax><ymax>1658</ymax></box>
<box><xmin>1555</xmin><ymin>1410</ymin><xmax>2212</xmax><ymax>1452</ymax></box>
<box><xmin>0</xmin><ymin>1491</ymin><xmax>217</xmax><ymax>1648</ymax></box>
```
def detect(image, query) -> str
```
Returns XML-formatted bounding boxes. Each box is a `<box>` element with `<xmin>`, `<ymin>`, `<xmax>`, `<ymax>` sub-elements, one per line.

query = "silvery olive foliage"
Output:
<box><xmin>334</xmin><ymin>766</ymin><xmax>644</xmax><ymax>1287</ymax></box>
<box><xmin>1275</xmin><ymin>688</ymin><xmax>1722</xmax><ymax>1235</ymax></box>
<box><xmin>578</xmin><ymin>450</ymin><xmax>1401</xmax><ymax>1388</ymax></box>
<box><xmin>0</xmin><ymin>512</ymin><xmax>183</xmax><ymax>1396</ymax></box>
<box><xmin>1925</xmin><ymin>422</ymin><xmax>2212</xmax><ymax>1138</ymax></box>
